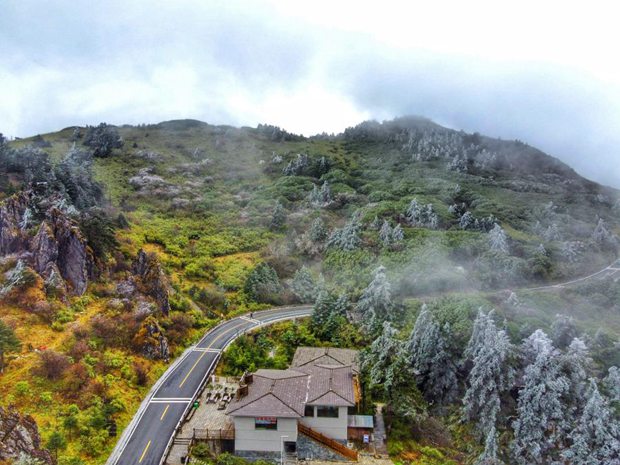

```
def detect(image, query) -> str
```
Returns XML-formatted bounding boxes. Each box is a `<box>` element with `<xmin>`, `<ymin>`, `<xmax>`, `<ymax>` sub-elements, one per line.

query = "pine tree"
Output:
<box><xmin>561</xmin><ymin>379</ymin><xmax>620</xmax><ymax>464</ymax></box>
<box><xmin>291</xmin><ymin>266</ymin><xmax>317</xmax><ymax>303</ymax></box>
<box><xmin>327</xmin><ymin>211</ymin><xmax>362</xmax><ymax>251</ymax></box>
<box><xmin>370</xmin><ymin>215</ymin><xmax>382</xmax><ymax>230</ymax></box>
<box><xmin>363</xmin><ymin>321</ymin><xmax>402</xmax><ymax>394</ymax></box>
<box><xmin>489</xmin><ymin>224</ymin><xmax>509</xmax><ymax>254</ymax></box>
<box><xmin>391</xmin><ymin>224</ymin><xmax>404</xmax><ymax>243</ymax></box>
<box><xmin>604</xmin><ymin>366</ymin><xmax>620</xmax><ymax>402</ymax></box>
<box><xmin>379</xmin><ymin>220</ymin><xmax>393</xmax><ymax>246</ymax></box>
<box><xmin>309</xmin><ymin>217</ymin><xmax>327</xmax><ymax>242</ymax></box>
<box><xmin>562</xmin><ymin>337</ymin><xmax>591</xmax><ymax>415</ymax></box>
<box><xmin>0</xmin><ymin>319</ymin><xmax>21</xmax><ymax>373</ymax></box>
<box><xmin>356</xmin><ymin>266</ymin><xmax>394</xmax><ymax>334</ymax></box>
<box><xmin>511</xmin><ymin>330</ymin><xmax>570</xmax><ymax>464</ymax></box>
<box><xmin>244</xmin><ymin>263</ymin><xmax>282</xmax><ymax>303</ymax></box>
<box><xmin>406</xmin><ymin>198</ymin><xmax>439</xmax><ymax>229</ymax></box>
<box><xmin>462</xmin><ymin>312</ymin><xmax>514</xmax><ymax>438</ymax></box>
<box><xmin>270</xmin><ymin>201</ymin><xmax>286</xmax><ymax>231</ymax></box>
<box><xmin>407</xmin><ymin>308</ymin><xmax>458</xmax><ymax>404</ymax></box>
<box><xmin>474</xmin><ymin>426</ymin><xmax>505</xmax><ymax>465</ymax></box>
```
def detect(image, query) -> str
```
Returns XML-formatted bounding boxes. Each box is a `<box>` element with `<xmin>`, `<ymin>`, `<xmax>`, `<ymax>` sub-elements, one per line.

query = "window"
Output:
<box><xmin>316</xmin><ymin>406</ymin><xmax>339</xmax><ymax>418</ymax></box>
<box><xmin>255</xmin><ymin>417</ymin><xmax>278</xmax><ymax>430</ymax></box>
<box><xmin>304</xmin><ymin>405</ymin><xmax>315</xmax><ymax>417</ymax></box>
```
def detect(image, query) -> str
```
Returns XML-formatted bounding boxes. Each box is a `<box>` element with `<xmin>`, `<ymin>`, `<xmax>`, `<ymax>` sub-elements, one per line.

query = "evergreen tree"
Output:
<box><xmin>270</xmin><ymin>201</ymin><xmax>286</xmax><ymax>231</ymax></box>
<box><xmin>311</xmin><ymin>290</ymin><xmax>337</xmax><ymax>338</ymax></box>
<box><xmin>309</xmin><ymin>217</ymin><xmax>327</xmax><ymax>242</ymax></box>
<box><xmin>370</xmin><ymin>215</ymin><xmax>382</xmax><ymax>230</ymax></box>
<box><xmin>551</xmin><ymin>314</ymin><xmax>579</xmax><ymax>350</ymax></box>
<box><xmin>391</xmin><ymin>224</ymin><xmax>404</xmax><ymax>243</ymax></box>
<box><xmin>489</xmin><ymin>224</ymin><xmax>509</xmax><ymax>254</ymax></box>
<box><xmin>83</xmin><ymin>122</ymin><xmax>123</xmax><ymax>158</ymax></box>
<box><xmin>462</xmin><ymin>312</ymin><xmax>514</xmax><ymax>438</ymax></box>
<box><xmin>406</xmin><ymin>198</ymin><xmax>438</xmax><ymax>229</ymax></box>
<box><xmin>474</xmin><ymin>426</ymin><xmax>505</xmax><ymax>465</ymax></box>
<box><xmin>561</xmin><ymin>337</ymin><xmax>591</xmax><ymax>416</ymax></box>
<box><xmin>561</xmin><ymin>379</ymin><xmax>620</xmax><ymax>464</ymax></box>
<box><xmin>604</xmin><ymin>366</ymin><xmax>620</xmax><ymax>402</ymax></box>
<box><xmin>0</xmin><ymin>319</ymin><xmax>21</xmax><ymax>373</ymax></box>
<box><xmin>363</xmin><ymin>321</ymin><xmax>402</xmax><ymax>395</ymax></box>
<box><xmin>379</xmin><ymin>220</ymin><xmax>393</xmax><ymax>246</ymax></box>
<box><xmin>356</xmin><ymin>266</ymin><xmax>394</xmax><ymax>334</ymax></box>
<box><xmin>291</xmin><ymin>266</ymin><xmax>317</xmax><ymax>303</ymax></box>
<box><xmin>511</xmin><ymin>330</ymin><xmax>570</xmax><ymax>464</ymax></box>
<box><xmin>407</xmin><ymin>308</ymin><xmax>458</xmax><ymax>405</ymax></box>
<box><xmin>327</xmin><ymin>211</ymin><xmax>362</xmax><ymax>251</ymax></box>
<box><xmin>244</xmin><ymin>263</ymin><xmax>282</xmax><ymax>303</ymax></box>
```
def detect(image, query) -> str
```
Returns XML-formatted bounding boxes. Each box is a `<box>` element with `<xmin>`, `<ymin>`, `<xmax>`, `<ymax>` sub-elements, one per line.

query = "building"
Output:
<box><xmin>225</xmin><ymin>347</ymin><xmax>368</xmax><ymax>461</ymax></box>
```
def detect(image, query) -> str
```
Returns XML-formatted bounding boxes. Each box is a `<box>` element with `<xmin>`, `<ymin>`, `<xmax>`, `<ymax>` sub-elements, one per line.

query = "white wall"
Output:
<box><xmin>233</xmin><ymin>416</ymin><xmax>298</xmax><ymax>452</ymax></box>
<box><xmin>299</xmin><ymin>406</ymin><xmax>348</xmax><ymax>441</ymax></box>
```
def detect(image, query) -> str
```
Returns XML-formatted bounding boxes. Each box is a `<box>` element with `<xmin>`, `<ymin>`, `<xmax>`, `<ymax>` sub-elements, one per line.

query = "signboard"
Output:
<box><xmin>363</xmin><ymin>434</ymin><xmax>370</xmax><ymax>444</ymax></box>
<box><xmin>255</xmin><ymin>417</ymin><xmax>278</xmax><ymax>430</ymax></box>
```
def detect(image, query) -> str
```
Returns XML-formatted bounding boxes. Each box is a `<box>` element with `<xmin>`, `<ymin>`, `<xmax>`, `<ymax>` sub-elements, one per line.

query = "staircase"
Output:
<box><xmin>282</xmin><ymin>450</ymin><xmax>298</xmax><ymax>465</ymax></box>
<box><xmin>298</xmin><ymin>422</ymin><xmax>358</xmax><ymax>461</ymax></box>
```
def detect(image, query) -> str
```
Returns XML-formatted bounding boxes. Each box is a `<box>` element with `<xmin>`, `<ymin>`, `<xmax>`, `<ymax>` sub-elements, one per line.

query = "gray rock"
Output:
<box><xmin>0</xmin><ymin>406</ymin><xmax>53</xmax><ymax>465</ymax></box>
<box><xmin>133</xmin><ymin>250</ymin><xmax>171</xmax><ymax>315</ymax></box>
<box><xmin>0</xmin><ymin>192</ymin><xmax>32</xmax><ymax>255</ymax></box>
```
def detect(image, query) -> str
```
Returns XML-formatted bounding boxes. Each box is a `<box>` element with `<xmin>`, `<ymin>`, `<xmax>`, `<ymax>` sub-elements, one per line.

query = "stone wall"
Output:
<box><xmin>297</xmin><ymin>433</ymin><xmax>351</xmax><ymax>462</ymax></box>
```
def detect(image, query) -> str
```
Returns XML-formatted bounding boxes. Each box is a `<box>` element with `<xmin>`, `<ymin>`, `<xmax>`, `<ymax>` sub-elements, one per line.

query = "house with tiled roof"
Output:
<box><xmin>225</xmin><ymin>348</ymin><xmax>366</xmax><ymax>461</ymax></box>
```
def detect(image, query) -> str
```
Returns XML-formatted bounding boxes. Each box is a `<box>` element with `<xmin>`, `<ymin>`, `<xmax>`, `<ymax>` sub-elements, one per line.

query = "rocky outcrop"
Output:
<box><xmin>31</xmin><ymin>222</ymin><xmax>58</xmax><ymax>274</ymax></box>
<box><xmin>0</xmin><ymin>191</ymin><xmax>32</xmax><ymax>256</ymax></box>
<box><xmin>0</xmin><ymin>406</ymin><xmax>53</xmax><ymax>465</ymax></box>
<box><xmin>133</xmin><ymin>250</ymin><xmax>170</xmax><ymax>315</ymax></box>
<box><xmin>133</xmin><ymin>317</ymin><xmax>170</xmax><ymax>361</ymax></box>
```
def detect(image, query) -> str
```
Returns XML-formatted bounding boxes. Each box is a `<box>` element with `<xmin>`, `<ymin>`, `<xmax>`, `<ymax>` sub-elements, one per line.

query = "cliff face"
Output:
<box><xmin>132</xmin><ymin>250</ymin><xmax>171</xmax><ymax>315</ymax></box>
<box><xmin>0</xmin><ymin>193</ymin><xmax>96</xmax><ymax>297</ymax></box>
<box><xmin>0</xmin><ymin>407</ymin><xmax>53</xmax><ymax>465</ymax></box>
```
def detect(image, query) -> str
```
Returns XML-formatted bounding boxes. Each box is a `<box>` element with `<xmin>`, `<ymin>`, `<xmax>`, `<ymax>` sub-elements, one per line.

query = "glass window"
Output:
<box><xmin>255</xmin><ymin>417</ymin><xmax>278</xmax><ymax>430</ymax></box>
<box><xmin>304</xmin><ymin>405</ymin><xmax>315</xmax><ymax>417</ymax></box>
<box><xmin>316</xmin><ymin>406</ymin><xmax>339</xmax><ymax>418</ymax></box>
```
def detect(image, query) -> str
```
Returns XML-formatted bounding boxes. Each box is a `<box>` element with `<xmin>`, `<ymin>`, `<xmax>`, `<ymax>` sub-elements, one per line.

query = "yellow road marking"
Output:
<box><xmin>178</xmin><ymin>322</ymin><xmax>246</xmax><ymax>388</ymax></box>
<box><xmin>139</xmin><ymin>440</ymin><xmax>151</xmax><ymax>463</ymax></box>
<box><xmin>160</xmin><ymin>404</ymin><xmax>170</xmax><ymax>421</ymax></box>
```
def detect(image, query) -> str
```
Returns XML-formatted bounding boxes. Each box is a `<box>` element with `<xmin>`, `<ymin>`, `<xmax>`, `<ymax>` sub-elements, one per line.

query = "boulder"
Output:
<box><xmin>0</xmin><ymin>191</ymin><xmax>32</xmax><ymax>255</ymax></box>
<box><xmin>0</xmin><ymin>406</ymin><xmax>53</xmax><ymax>465</ymax></box>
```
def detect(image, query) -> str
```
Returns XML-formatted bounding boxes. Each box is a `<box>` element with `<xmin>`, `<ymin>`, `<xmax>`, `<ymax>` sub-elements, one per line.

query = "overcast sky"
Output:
<box><xmin>1</xmin><ymin>1</ymin><xmax>620</xmax><ymax>187</ymax></box>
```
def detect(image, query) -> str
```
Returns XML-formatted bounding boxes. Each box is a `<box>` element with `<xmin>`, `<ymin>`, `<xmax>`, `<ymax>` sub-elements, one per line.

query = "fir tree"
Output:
<box><xmin>244</xmin><ymin>263</ymin><xmax>282</xmax><ymax>303</ymax></box>
<box><xmin>291</xmin><ymin>266</ymin><xmax>317</xmax><ymax>303</ymax></box>
<box><xmin>379</xmin><ymin>220</ymin><xmax>393</xmax><ymax>246</ymax></box>
<box><xmin>356</xmin><ymin>265</ymin><xmax>394</xmax><ymax>334</ymax></box>
<box><xmin>561</xmin><ymin>379</ymin><xmax>620</xmax><ymax>464</ymax></box>
<box><xmin>489</xmin><ymin>224</ymin><xmax>509</xmax><ymax>254</ymax></box>
<box><xmin>604</xmin><ymin>366</ymin><xmax>620</xmax><ymax>402</ymax></box>
<box><xmin>391</xmin><ymin>224</ymin><xmax>404</xmax><ymax>243</ymax></box>
<box><xmin>511</xmin><ymin>330</ymin><xmax>570</xmax><ymax>464</ymax></box>
<box><xmin>462</xmin><ymin>312</ymin><xmax>514</xmax><ymax>438</ymax></box>
<box><xmin>474</xmin><ymin>426</ymin><xmax>505</xmax><ymax>465</ymax></box>
<box><xmin>309</xmin><ymin>217</ymin><xmax>328</xmax><ymax>242</ymax></box>
<box><xmin>0</xmin><ymin>319</ymin><xmax>21</xmax><ymax>373</ymax></box>
<box><xmin>270</xmin><ymin>201</ymin><xmax>286</xmax><ymax>231</ymax></box>
<box><xmin>327</xmin><ymin>211</ymin><xmax>362</xmax><ymax>251</ymax></box>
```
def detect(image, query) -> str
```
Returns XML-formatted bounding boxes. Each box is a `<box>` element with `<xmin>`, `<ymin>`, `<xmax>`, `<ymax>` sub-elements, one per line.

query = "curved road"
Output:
<box><xmin>107</xmin><ymin>306</ymin><xmax>313</xmax><ymax>465</ymax></box>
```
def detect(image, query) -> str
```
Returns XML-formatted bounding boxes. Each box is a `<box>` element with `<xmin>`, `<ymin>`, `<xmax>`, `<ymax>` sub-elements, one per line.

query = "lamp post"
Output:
<box><xmin>280</xmin><ymin>435</ymin><xmax>289</xmax><ymax>465</ymax></box>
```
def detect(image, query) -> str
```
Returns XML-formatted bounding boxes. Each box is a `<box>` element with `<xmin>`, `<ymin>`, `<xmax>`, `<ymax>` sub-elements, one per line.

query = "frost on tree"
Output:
<box><xmin>560</xmin><ymin>241</ymin><xmax>583</xmax><ymax>263</ymax></box>
<box><xmin>362</xmin><ymin>321</ymin><xmax>403</xmax><ymax>396</ymax></box>
<box><xmin>406</xmin><ymin>306</ymin><xmax>458</xmax><ymax>405</ymax></box>
<box><xmin>561</xmin><ymin>338</ymin><xmax>592</xmax><ymax>415</ymax></box>
<box><xmin>327</xmin><ymin>211</ymin><xmax>362</xmax><ymax>251</ymax></box>
<box><xmin>592</xmin><ymin>217</ymin><xmax>618</xmax><ymax>245</ymax></box>
<box><xmin>462</xmin><ymin>310</ymin><xmax>514</xmax><ymax>438</ymax></box>
<box><xmin>604</xmin><ymin>366</ymin><xmax>620</xmax><ymax>402</ymax></box>
<box><xmin>270</xmin><ymin>201</ymin><xmax>286</xmax><ymax>231</ymax></box>
<box><xmin>542</xmin><ymin>223</ymin><xmax>562</xmax><ymax>241</ymax></box>
<box><xmin>356</xmin><ymin>265</ymin><xmax>394</xmax><ymax>334</ymax></box>
<box><xmin>488</xmin><ymin>224</ymin><xmax>509</xmax><ymax>254</ymax></box>
<box><xmin>379</xmin><ymin>220</ymin><xmax>393</xmax><ymax>246</ymax></box>
<box><xmin>391</xmin><ymin>224</ymin><xmax>404</xmax><ymax>243</ymax></box>
<box><xmin>406</xmin><ymin>198</ymin><xmax>438</xmax><ymax>229</ymax></box>
<box><xmin>551</xmin><ymin>314</ymin><xmax>579</xmax><ymax>350</ymax></box>
<box><xmin>309</xmin><ymin>217</ymin><xmax>328</xmax><ymax>242</ymax></box>
<box><xmin>511</xmin><ymin>330</ymin><xmax>570</xmax><ymax>465</ymax></box>
<box><xmin>291</xmin><ymin>266</ymin><xmax>317</xmax><ymax>303</ymax></box>
<box><xmin>370</xmin><ymin>215</ymin><xmax>382</xmax><ymax>230</ymax></box>
<box><xmin>308</xmin><ymin>181</ymin><xmax>332</xmax><ymax>207</ymax></box>
<box><xmin>474</xmin><ymin>426</ymin><xmax>505</xmax><ymax>465</ymax></box>
<box><xmin>561</xmin><ymin>379</ymin><xmax>620</xmax><ymax>464</ymax></box>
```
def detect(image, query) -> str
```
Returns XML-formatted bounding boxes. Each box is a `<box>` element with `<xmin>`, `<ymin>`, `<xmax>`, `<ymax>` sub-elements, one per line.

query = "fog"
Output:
<box><xmin>1</xmin><ymin>0</ymin><xmax>619</xmax><ymax>187</ymax></box>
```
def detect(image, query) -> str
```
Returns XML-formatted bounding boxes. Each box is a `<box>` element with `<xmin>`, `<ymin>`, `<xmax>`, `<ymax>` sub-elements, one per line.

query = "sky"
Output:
<box><xmin>1</xmin><ymin>0</ymin><xmax>620</xmax><ymax>187</ymax></box>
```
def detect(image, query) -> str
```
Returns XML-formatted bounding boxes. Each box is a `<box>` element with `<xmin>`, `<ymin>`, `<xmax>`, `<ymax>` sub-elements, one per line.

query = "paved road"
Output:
<box><xmin>108</xmin><ymin>306</ymin><xmax>313</xmax><ymax>465</ymax></box>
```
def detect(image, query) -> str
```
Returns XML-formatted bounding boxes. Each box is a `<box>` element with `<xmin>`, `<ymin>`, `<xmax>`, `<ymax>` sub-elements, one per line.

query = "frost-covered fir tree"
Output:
<box><xmin>407</xmin><ymin>307</ymin><xmax>458</xmax><ymax>405</ymax></box>
<box><xmin>327</xmin><ymin>211</ymin><xmax>362</xmax><ymax>251</ymax></box>
<box><xmin>362</xmin><ymin>321</ymin><xmax>403</xmax><ymax>396</ymax></box>
<box><xmin>462</xmin><ymin>312</ymin><xmax>514</xmax><ymax>438</ymax></box>
<box><xmin>551</xmin><ymin>314</ymin><xmax>579</xmax><ymax>350</ymax></box>
<box><xmin>391</xmin><ymin>224</ymin><xmax>404</xmax><ymax>243</ymax></box>
<box><xmin>448</xmin><ymin>153</ymin><xmax>468</xmax><ymax>173</ymax></box>
<box><xmin>291</xmin><ymin>266</ymin><xmax>317</xmax><ymax>303</ymax></box>
<box><xmin>311</xmin><ymin>290</ymin><xmax>338</xmax><ymax>339</ymax></box>
<box><xmin>270</xmin><ymin>201</ymin><xmax>286</xmax><ymax>231</ymax></box>
<box><xmin>463</xmin><ymin>309</ymin><xmax>492</xmax><ymax>362</ymax></box>
<box><xmin>592</xmin><ymin>217</ymin><xmax>617</xmax><ymax>245</ymax></box>
<box><xmin>379</xmin><ymin>220</ymin><xmax>393</xmax><ymax>246</ymax></box>
<box><xmin>319</xmin><ymin>181</ymin><xmax>331</xmax><ymax>204</ymax></box>
<box><xmin>561</xmin><ymin>241</ymin><xmax>583</xmax><ymax>263</ymax></box>
<box><xmin>356</xmin><ymin>265</ymin><xmax>394</xmax><ymax>334</ymax></box>
<box><xmin>474</xmin><ymin>426</ymin><xmax>505</xmax><ymax>465</ymax></box>
<box><xmin>489</xmin><ymin>224</ymin><xmax>509</xmax><ymax>254</ymax></box>
<box><xmin>244</xmin><ymin>263</ymin><xmax>282</xmax><ymax>303</ymax></box>
<box><xmin>561</xmin><ymin>337</ymin><xmax>591</xmax><ymax>413</ymax></box>
<box><xmin>406</xmin><ymin>198</ymin><xmax>439</xmax><ymax>229</ymax></box>
<box><xmin>561</xmin><ymin>379</ymin><xmax>620</xmax><ymax>464</ymax></box>
<box><xmin>309</xmin><ymin>217</ymin><xmax>328</xmax><ymax>242</ymax></box>
<box><xmin>604</xmin><ymin>366</ymin><xmax>620</xmax><ymax>402</ymax></box>
<box><xmin>543</xmin><ymin>223</ymin><xmax>562</xmax><ymax>241</ymax></box>
<box><xmin>459</xmin><ymin>211</ymin><xmax>478</xmax><ymax>230</ymax></box>
<box><xmin>370</xmin><ymin>215</ymin><xmax>382</xmax><ymax>230</ymax></box>
<box><xmin>333</xmin><ymin>293</ymin><xmax>350</xmax><ymax>319</ymax></box>
<box><xmin>511</xmin><ymin>330</ymin><xmax>570</xmax><ymax>464</ymax></box>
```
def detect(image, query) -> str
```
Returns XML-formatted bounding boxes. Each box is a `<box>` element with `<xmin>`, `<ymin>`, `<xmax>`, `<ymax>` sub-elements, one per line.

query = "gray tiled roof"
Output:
<box><xmin>226</xmin><ymin>369</ymin><xmax>308</xmax><ymax>418</ymax></box>
<box><xmin>227</xmin><ymin>356</ymin><xmax>357</xmax><ymax>417</ymax></box>
<box><xmin>291</xmin><ymin>347</ymin><xmax>360</xmax><ymax>373</ymax></box>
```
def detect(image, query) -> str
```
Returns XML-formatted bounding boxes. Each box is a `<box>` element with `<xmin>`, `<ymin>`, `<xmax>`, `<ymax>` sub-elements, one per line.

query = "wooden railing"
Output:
<box><xmin>298</xmin><ymin>422</ymin><xmax>358</xmax><ymax>461</ymax></box>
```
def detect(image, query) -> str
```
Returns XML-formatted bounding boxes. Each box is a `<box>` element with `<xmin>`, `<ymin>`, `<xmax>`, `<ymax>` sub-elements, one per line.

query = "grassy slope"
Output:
<box><xmin>1</xmin><ymin>119</ymin><xmax>619</xmax><ymax>464</ymax></box>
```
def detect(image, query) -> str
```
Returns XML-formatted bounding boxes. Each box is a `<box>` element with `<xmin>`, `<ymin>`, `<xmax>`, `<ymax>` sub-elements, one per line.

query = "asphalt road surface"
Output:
<box><xmin>109</xmin><ymin>306</ymin><xmax>313</xmax><ymax>465</ymax></box>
